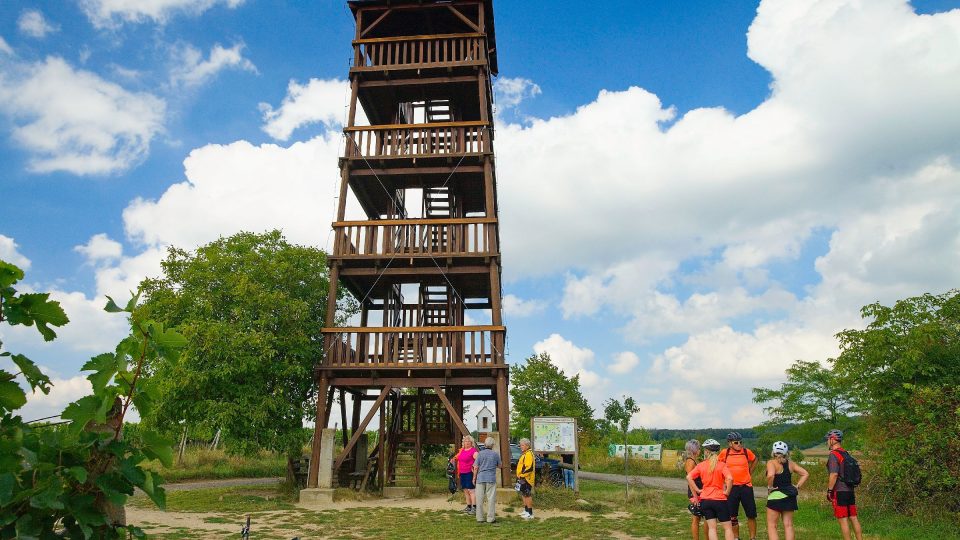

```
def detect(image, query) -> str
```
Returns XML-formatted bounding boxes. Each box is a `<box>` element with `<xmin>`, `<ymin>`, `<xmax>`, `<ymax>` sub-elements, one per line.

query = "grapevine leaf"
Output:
<box><xmin>67</xmin><ymin>466</ymin><xmax>88</xmax><ymax>483</ymax></box>
<box><xmin>125</xmin><ymin>291</ymin><xmax>141</xmax><ymax>312</ymax></box>
<box><xmin>103</xmin><ymin>295</ymin><xmax>124</xmax><ymax>313</ymax></box>
<box><xmin>141</xmin><ymin>430</ymin><xmax>174</xmax><ymax>468</ymax></box>
<box><xmin>28</xmin><ymin>481</ymin><xmax>64</xmax><ymax>510</ymax></box>
<box><xmin>119</xmin><ymin>457</ymin><xmax>146</xmax><ymax>486</ymax></box>
<box><xmin>95</xmin><ymin>473</ymin><xmax>131</xmax><ymax>506</ymax></box>
<box><xmin>0</xmin><ymin>380</ymin><xmax>27</xmax><ymax>411</ymax></box>
<box><xmin>65</xmin><ymin>493</ymin><xmax>105</xmax><ymax>531</ymax></box>
<box><xmin>10</xmin><ymin>354</ymin><xmax>51</xmax><ymax>394</ymax></box>
<box><xmin>8</xmin><ymin>293</ymin><xmax>69</xmax><ymax>341</ymax></box>
<box><xmin>61</xmin><ymin>395</ymin><xmax>101</xmax><ymax>432</ymax></box>
<box><xmin>15</xmin><ymin>513</ymin><xmax>41</xmax><ymax>540</ymax></box>
<box><xmin>0</xmin><ymin>472</ymin><xmax>14</xmax><ymax>506</ymax></box>
<box><xmin>131</xmin><ymin>390</ymin><xmax>153</xmax><ymax>417</ymax></box>
<box><xmin>141</xmin><ymin>470</ymin><xmax>166</xmax><ymax>509</ymax></box>
<box><xmin>0</xmin><ymin>260</ymin><xmax>24</xmax><ymax>288</ymax></box>
<box><xmin>82</xmin><ymin>353</ymin><xmax>119</xmax><ymax>393</ymax></box>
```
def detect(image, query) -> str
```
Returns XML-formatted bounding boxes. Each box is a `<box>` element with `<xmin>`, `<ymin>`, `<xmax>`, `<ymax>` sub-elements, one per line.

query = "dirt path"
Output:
<box><xmin>579</xmin><ymin>471</ymin><xmax>769</xmax><ymax>499</ymax></box>
<box><xmin>161</xmin><ymin>476</ymin><xmax>283</xmax><ymax>491</ymax></box>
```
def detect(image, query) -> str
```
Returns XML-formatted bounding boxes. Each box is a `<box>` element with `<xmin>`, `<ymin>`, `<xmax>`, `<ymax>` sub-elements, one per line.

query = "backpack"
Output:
<box><xmin>832</xmin><ymin>449</ymin><xmax>862</xmax><ymax>487</ymax></box>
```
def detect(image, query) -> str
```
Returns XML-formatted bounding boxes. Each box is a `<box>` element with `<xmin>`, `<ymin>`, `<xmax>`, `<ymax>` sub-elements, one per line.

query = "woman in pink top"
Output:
<box><xmin>450</xmin><ymin>435</ymin><xmax>478</xmax><ymax>513</ymax></box>
<box><xmin>687</xmin><ymin>439</ymin><xmax>735</xmax><ymax>540</ymax></box>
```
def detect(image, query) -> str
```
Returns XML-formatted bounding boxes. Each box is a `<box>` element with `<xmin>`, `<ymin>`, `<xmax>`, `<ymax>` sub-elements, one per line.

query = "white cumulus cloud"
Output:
<box><xmin>17</xmin><ymin>10</ymin><xmax>59</xmax><ymax>38</ymax></box>
<box><xmin>74</xmin><ymin>233</ymin><xmax>123</xmax><ymax>264</ymax></box>
<box><xmin>502</xmin><ymin>294</ymin><xmax>546</xmax><ymax>318</ymax></box>
<box><xmin>80</xmin><ymin>0</ymin><xmax>245</xmax><ymax>28</ymax></box>
<box><xmin>169</xmin><ymin>42</ymin><xmax>257</xmax><ymax>88</ymax></box>
<box><xmin>532</xmin><ymin>333</ymin><xmax>601</xmax><ymax>388</ymax></box>
<box><xmin>260</xmin><ymin>78</ymin><xmax>350</xmax><ymax>141</ymax></box>
<box><xmin>608</xmin><ymin>351</ymin><xmax>640</xmax><ymax>374</ymax></box>
<box><xmin>0</xmin><ymin>37</ymin><xmax>13</xmax><ymax>55</ymax></box>
<box><xmin>494</xmin><ymin>77</ymin><xmax>541</xmax><ymax>111</ymax></box>
<box><xmin>0</xmin><ymin>235</ymin><xmax>31</xmax><ymax>269</ymax></box>
<box><xmin>0</xmin><ymin>57</ymin><xmax>165</xmax><ymax>175</ymax></box>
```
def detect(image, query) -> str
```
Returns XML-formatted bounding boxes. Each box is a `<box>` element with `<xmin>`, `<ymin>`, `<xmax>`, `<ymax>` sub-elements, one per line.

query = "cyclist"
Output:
<box><xmin>687</xmin><ymin>439</ymin><xmax>735</xmax><ymax>540</ymax></box>
<box><xmin>718</xmin><ymin>432</ymin><xmax>757</xmax><ymax>540</ymax></box>
<box><xmin>684</xmin><ymin>439</ymin><xmax>705</xmax><ymax>540</ymax></box>
<box><xmin>765</xmin><ymin>441</ymin><xmax>808</xmax><ymax>540</ymax></box>
<box><xmin>826</xmin><ymin>429</ymin><xmax>863</xmax><ymax>540</ymax></box>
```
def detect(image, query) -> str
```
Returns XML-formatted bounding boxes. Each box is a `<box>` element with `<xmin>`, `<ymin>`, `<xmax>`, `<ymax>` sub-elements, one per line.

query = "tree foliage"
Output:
<box><xmin>832</xmin><ymin>290</ymin><xmax>960</xmax><ymax>509</ymax></box>
<box><xmin>508</xmin><ymin>352</ymin><xmax>595</xmax><ymax>438</ymax></box>
<box><xmin>138</xmin><ymin>231</ymin><xmax>356</xmax><ymax>458</ymax></box>
<box><xmin>1</xmin><ymin>260</ymin><xmax>183</xmax><ymax>537</ymax></box>
<box><xmin>752</xmin><ymin>359</ymin><xmax>857</xmax><ymax>425</ymax></box>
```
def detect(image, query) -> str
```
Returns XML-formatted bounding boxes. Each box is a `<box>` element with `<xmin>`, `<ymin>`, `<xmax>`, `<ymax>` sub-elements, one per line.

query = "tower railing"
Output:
<box><xmin>331</xmin><ymin>218</ymin><xmax>497</xmax><ymax>259</ymax></box>
<box><xmin>353</xmin><ymin>33</ymin><xmax>486</xmax><ymax>70</ymax></box>
<box><xmin>323</xmin><ymin>326</ymin><xmax>505</xmax><ymax>367</ymax></box>
<box><xmin>344</xmin><ymin>121</ymin><xmax>490</xmax><ymax>159</ymax></box>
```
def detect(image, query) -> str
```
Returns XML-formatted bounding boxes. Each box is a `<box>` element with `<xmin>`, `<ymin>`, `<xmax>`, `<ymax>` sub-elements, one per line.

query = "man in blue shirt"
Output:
<box><xmin>473</xmin><ymin>437</ymin><xmax>502</xmax><ymax>523</ymax></box>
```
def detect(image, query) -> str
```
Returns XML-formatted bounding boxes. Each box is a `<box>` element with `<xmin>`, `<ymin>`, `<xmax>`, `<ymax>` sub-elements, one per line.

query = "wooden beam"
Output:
<box><xmin>358</xmin><ymin>75</ymin><xmax>478</xmax><ymax>88</ymax></box>
<box><xmin>333</xmin><ymin>217</ymin><xmax>497</xmax><ymax>227</ymax></box>
<box><xmin>334</xmin><ymin>385</ymin><xmax>392</xmax><ymax>471</ymax></box>
<box><xmin>338</xmin><ymin>265</ymin><xmax>493</xmax><ymax>277</ymax></box>
<box><xmin>433</xmin><ymin>385</ymin><xmax>470</xmax><ymax>437</ymax></box>
<box><xmin>447</xmin><ymin>5</ymin><xmax>479</xmax><ymax>32</ymax></box>
<box><xmin>495</xmin><ymin>370</ymin><xmax>511</xmax><ymax>487</ymax></box>
<box><xmin>350</xmin><ymin>165</ymin><xmax>483</xmax><ymax>176</ymax></box>
<box><xmin>322</xmin><ymin>325</ymin><xmax>504</xmax><ymax>333</ymax></box>
<box><xmin>331</xmin><ymin>376</ymin><xmax>497</xmax><ymax>388</ymax></box>
<box><xmin>360</xmin><ymin>8</ymin><xmax>392</xmax><ymax>38</ymax></box>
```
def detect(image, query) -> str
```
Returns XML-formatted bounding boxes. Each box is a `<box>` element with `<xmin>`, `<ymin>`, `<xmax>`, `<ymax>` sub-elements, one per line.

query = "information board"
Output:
<box><xmin>531</xmin><ymin>417</ymin><xmax>577</xmax><ymax>453</ymax></box>
<box><xmin>608</xmin><ymin>444</ymin><xmax>662</xmax><ymax>460</ymax></box>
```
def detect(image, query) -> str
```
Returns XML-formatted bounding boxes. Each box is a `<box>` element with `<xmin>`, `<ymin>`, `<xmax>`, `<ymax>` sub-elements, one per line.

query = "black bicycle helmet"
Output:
<box><xmin>726</xmin><ymin>431</ymin><xmax>742</xmax><ymax>442</ymax></box>
<box><xmin>825</xmin><ymin>429</ymin><xmax>843</xmax><ymax>442</ymax></box>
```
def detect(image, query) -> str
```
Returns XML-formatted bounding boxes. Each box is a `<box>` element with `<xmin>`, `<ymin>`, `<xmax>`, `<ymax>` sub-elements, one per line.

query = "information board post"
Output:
<box><xmin>530</xmin><ymin>416</ymin><xmax>579</xmax><ymax>495</ymax></box>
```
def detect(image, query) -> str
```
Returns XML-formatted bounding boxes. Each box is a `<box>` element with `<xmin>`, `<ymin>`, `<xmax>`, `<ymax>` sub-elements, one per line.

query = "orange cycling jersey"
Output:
<box><xmin>718</xmin><ymin>447</ymin><xmax>756</xmax><ymax>486</ymax></box>
<box><xmin>688</xmin><ymin>460</ymin><xmax>732</xmax><ymax>501</ymax></box>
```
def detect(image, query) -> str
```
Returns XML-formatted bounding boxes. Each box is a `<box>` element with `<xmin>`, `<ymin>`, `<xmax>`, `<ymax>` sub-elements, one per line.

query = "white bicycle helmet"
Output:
<box><xmin>772</xmin><ymin>441</ymin><xmax>789</xmax><ymax>455</ymax></box>
<box><xmin>703</xmin><ymin>439</ymin><xmax>722</xmax><ymax>451</ymax></box>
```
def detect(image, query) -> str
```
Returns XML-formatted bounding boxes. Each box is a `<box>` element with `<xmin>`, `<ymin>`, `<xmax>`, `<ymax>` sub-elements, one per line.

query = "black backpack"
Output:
<box><xmin>832</xmin><ymin>450</ymin><xmax>862</xmax><ymax>487</ymax></box>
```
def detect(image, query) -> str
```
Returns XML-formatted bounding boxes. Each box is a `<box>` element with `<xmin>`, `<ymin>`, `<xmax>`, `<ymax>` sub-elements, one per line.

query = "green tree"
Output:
<box><xmin>508</xmin><ymin>352</ymin><xmax>595</xmax><ymax>438</ymax></box>
<box><xmin>752</xmin><ymin>359</ymin><xmax>860</xmax><ymax>448</ymax></box>
<box><xmin>752</xmin><ymin>359</ymin><xmax>857</xmax><ymax>425</ymax></box>
<box><xmin>832</xmin><ymin>290</ymin><xmax>960</xmax><ymax>509</ymax></box>
<box><xmin>603</xmin><ymin>395</ymin><xmax>639</xmax><ymax>501</ymax></box>
<box><xmin>1</xmin><ymin>260</ymin><xmax>183</xmax><ymax>537</ymax></box>
<box><xmin>138</xmin><ymin>231</ymin><xmax>357</xmax><ymax>466</ymax></box>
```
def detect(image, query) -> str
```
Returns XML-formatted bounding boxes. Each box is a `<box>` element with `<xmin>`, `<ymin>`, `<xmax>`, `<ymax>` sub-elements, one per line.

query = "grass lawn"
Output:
<box><xmin>141</xmin><ymin>448</ymin><xmax>286</xmax><ymax>483</ymax></box>
<box><xmin>127</xmin><ymin>477</ymin><xmax>954</xmax><ymax>540</ymax></box>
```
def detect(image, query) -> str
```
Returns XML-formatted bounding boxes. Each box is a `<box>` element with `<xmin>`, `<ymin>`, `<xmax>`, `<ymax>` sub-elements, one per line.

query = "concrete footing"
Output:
<box><xmin>298</xmin><ymin>488</ymin><xmax>335</xmax><ymax>507</ymax></box>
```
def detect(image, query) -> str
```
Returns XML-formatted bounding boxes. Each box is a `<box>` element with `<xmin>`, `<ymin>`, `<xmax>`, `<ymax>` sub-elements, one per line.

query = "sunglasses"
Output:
<box><xmin>731</xmin><ymin>441</ymin><xmax>742</xmax><ymax>445</ymax></box>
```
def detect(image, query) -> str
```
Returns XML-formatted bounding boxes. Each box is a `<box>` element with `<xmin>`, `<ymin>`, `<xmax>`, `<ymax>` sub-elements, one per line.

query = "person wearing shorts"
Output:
<box><xmin>718</xmin><ymin>432</ymin><xmax>757</xmax><ymax>540</ymax></box>
<box><xmin>765</xmin><ymin>441</ymin><xmax>808</xmax><ymax>540</ymax></box>
<box><xmin>826</xmin><ymin>429</ymin><xmax>863</xmax><ymax>540</ymax></box>
<box><xmin>687</xmin><ymin>439</ymin><xmax>735</xmax><ymax>540</ymax></box>
<box><xmin>684</xmin><ymin>439</ymin><xmax>704</xmax><ymax>540</ymax></box>
<box><xmin>451</xmin><ymin>435</ymin><xmax>478</xmax><ymax>514</ymax></box>
<box><xmin>516</xmin><ymin>437</ymin><xmax>536</xmax><ymax>519</ymax></box>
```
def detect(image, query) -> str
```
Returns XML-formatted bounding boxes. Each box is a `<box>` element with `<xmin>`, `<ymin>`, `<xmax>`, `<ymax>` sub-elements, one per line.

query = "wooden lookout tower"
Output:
<box><xmin>305</xmin><ymin>0</ymin><xmax>509</xmax><ymax>491</ymax></box>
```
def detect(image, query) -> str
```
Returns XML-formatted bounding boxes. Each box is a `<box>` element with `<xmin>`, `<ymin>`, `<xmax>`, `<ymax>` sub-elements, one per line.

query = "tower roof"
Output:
<box><xmin>347</xmin><ymin>0</ymin><xmax>498</xmax><ymax>75</ymax></box>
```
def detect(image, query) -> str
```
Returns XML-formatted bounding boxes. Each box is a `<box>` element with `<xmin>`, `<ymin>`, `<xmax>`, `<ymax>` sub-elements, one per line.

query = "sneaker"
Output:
<box><xmin>520</xmin><ymin>512</ymin><xmax>533</xmax><ymax>520</ymax></box>
<box><xmin>518</xmin><ymin>510</ymin><xmax>530</xmax><ymax>518</ymax></box>
<box><xmin>462</xmin><ymin>506</ymin><xmax>472</xmax><ymax>513</ymax></box>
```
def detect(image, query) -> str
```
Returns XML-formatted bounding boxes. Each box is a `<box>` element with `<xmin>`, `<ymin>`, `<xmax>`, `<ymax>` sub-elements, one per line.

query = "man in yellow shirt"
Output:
<box><xmin>516</xmin><ymin>438</ymin><xmax>536</xmax><ymax>519</ymax></box>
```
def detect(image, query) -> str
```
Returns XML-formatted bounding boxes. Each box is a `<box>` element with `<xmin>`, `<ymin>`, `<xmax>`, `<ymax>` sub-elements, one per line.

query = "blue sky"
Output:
<box><xmin>2</xmin><ymin>0</ymin><xmax>959</xmax><ymax>428</ymax></box>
